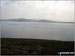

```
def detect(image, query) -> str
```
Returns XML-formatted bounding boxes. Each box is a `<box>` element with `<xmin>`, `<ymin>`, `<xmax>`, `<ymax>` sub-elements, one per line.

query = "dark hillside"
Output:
<box><xmin>1</xmin><ymin>38</ymin><xmax>74</xmax><ymax>55</ymax></box>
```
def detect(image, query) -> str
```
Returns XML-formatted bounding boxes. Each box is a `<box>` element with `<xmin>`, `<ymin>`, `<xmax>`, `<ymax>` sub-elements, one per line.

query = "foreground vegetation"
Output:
<box><xmin>1</xmin><ymin>38</ymin><xmax>74</xmax><ymax>55</ymax></box>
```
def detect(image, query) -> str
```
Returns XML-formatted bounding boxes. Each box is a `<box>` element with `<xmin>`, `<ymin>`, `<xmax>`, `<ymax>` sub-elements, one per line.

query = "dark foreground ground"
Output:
<box><xmin>1</xmin><ymin>38</ymin><xmax>74</xmax><ymax>55</ymax></box>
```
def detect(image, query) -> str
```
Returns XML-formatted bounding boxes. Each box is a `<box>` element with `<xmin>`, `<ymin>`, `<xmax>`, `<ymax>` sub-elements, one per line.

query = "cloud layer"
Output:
<box><xmin>1</xmin><ymin>0</ymin><xmax>74</xmax><ymax>22</ymax></box>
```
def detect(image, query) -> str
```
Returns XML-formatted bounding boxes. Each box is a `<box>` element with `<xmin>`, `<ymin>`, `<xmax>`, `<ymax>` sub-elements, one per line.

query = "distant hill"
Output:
<box><xmin>0</xmin><ymin>18</ymin><xmax>75</xmax><ymax>23</ymax></box>
<box><xmin>0</xmin><ymin>18</ymin><xmax>54</xmax><ymax>22</ymax></box>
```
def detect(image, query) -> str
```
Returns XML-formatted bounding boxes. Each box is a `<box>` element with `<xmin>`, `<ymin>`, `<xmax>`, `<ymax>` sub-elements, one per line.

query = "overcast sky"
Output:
<box><xmin>0</xmin><ymin>0</ymin><xmax>74</xmax><ymax>22</ymax></box>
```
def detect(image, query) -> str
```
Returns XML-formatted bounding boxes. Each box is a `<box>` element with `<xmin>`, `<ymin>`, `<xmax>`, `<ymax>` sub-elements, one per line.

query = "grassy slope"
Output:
<box><xmin>1</xmin><ymin>38</ymin><xmax>74</xmax><ymax>55</ymax></box>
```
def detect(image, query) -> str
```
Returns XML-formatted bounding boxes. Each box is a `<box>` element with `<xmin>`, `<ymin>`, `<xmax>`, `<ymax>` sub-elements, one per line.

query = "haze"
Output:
<box><xmin>0</xmin><ymin>0</ymin><xmax>74</xmax><ymax>22</ymax></box>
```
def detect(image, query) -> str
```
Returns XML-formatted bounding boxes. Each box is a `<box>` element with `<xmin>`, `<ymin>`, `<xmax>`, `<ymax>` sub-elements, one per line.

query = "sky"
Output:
<box><xmin>0</xmin><ymin>0</ymin><xmax>74</xmax><ymax>22</ymax></box>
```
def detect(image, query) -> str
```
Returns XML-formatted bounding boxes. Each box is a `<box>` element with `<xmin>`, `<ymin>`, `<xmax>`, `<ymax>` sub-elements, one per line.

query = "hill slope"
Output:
<box><xmin>1</xmin><ymin>38</ymin><xmax>74</xmax><ymax>55</ymax></box>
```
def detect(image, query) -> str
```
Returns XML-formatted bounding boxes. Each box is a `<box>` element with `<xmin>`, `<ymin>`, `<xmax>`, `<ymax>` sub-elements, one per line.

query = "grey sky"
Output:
<box><xmin>0</xmin><ymin>0</ymin><xmax>74</xmax><ymax>22</ymax></box>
